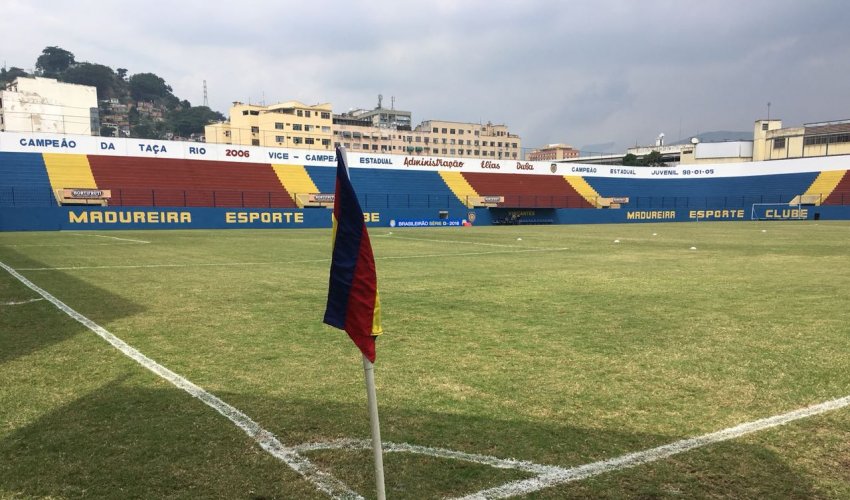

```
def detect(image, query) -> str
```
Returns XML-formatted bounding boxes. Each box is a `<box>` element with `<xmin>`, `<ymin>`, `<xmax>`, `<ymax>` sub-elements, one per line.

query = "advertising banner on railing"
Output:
<box><xmin>3</xmin><ymin>131</ymin><xmax>849</xmax><ymax>179</ymax></box>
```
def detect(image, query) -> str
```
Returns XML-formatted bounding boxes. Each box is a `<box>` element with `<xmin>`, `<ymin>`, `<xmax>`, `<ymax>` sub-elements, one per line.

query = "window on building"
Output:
<box><xmin>276</xmin><ymin>135</ymin><xmax>285</xmax><ymax>143</ymax></box>
<box><xmin>224</xmin><ymin>131</ymin><xmax>231</xmax><ymax>137</ymax></box>
<box><xmin>362</xmin><ymin>143</ymin><xmax>368</xmax><ymax>149</ymax></box>
<box><xmin>321</xmin><ymin>126</ymin><xmax>331</xmax><ymax>132</ymax></box>
<box><xmin>773</xmin><ymin>137</ymin><xmax>786</xmax><ymax>149</ymax></box>
<box><xmin>275</xmin><ymin>122</ymin><xmax>284</xmax><ymax>130</ymax></box>
<box><xmin>321</xmin><ymin>112</ymin><xmax>331</xmax><ymax>119</ymax></box>
<box><xmin>304</xmin><ymin>125</ymin><xmax>313</xmax><ymax>131</ymax></box>
<box><xmin>450</xmin><ymin>128</ymin><xmax>456</xmax><ymax>134</ymax></box>
<box><xmin>250</xmin><ymin>110</ymin><xmax>259</xmax><ymax>116</ymax></box>
<box><xmin>432</xmin><ymin>127</ymin><xmax>438</xmax><ymax>133</ymax></box>
<box><xmin>252</xmin><ymin>139</ymin><xmax>260</xmax><ymax>146</ymax></box>
<box><xmin>242</xmin><ymin>110</ymin><xmax>249</xmax><ymax>115</ymax></box>
<box><xmin>441</xmin><ymin>128</ymin><xmax>447</xmax><ymax>133</ymax></box>
<box><xmin>762</xmin><ymin>123</ymin><xmax>769</xmax><ymax>131</ymax></box>
<box><xmin>293</xmin><ymin>137</ymin><xmax>303</xmax><ymax>144</ymax></box>
<box><xmin>322</xmin><ymin>139</ymin><xmax>331</xmax><ymax>146</ymax></box>
<box><xmin>292</xmin><ymin>124</ymin><xmax>302</xmax><ymax>131</ymax></box>
<box><xmin>459</xmin><ymin>129</ymin><xmax>464</xmax><ymax>135</ymax></box>
<box><xmin>442</xmin><ymin>148</ymin><xmax>448</xmax><ymax>154</ymax></box>
<box><xmin>450</xmin><ymin>139</ymin><xmax>456</xmax><ymax>145</ymax></box>
<box><xmin>251</xmin><ymin>126</ymin><xmax>259</xmax><ymax>133</ymax></box>
<box><xmin>297</xmin><ymin>110</ymin><xmax>303</xmax><ymax>117</ymax></box>
<box><xmin>305</xmin><ymin>111</ymin><xmax>311</xmax><ymax>118</ymax></box>
<box><xmin>305</xmin><ymin>138</ymin><xmax>315</xmax><ymax>145</ymax></box>
<box><xmin>372</xmin><ymin>145</ymin><xmax>378</xmax><ymax>151</ymax></box>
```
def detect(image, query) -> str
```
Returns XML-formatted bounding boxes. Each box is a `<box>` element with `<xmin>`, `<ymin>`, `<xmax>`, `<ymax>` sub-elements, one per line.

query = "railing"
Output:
<box><xmin>1</xmin><ymin>187</ymin><xmax>848</xmax><ymax>209</ymax></box>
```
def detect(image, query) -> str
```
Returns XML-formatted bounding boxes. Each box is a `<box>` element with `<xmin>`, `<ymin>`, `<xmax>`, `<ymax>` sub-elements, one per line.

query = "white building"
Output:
<box><xmin>0</xmin><ymin>77</ymin><xmax>98</xmax><ymax>135</ymax></box>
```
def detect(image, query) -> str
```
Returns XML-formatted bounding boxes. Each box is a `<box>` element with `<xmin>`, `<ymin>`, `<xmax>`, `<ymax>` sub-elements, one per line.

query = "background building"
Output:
<box><xmin>205</xmin><ymin>101</ymin><xmax>333</xmax><ymax>149</ymax></box>
<box><xmin>528</xmin><ymin>143</ymin><xmax>579</xmax><ymax>161</ymax></box>
<box><xmin>0</xmin><ymin>76</ymin><xmax>98</xmax><ymax>135</ymax></box>
<box><xmin>414</xmin><ymin>120</ymin><xmax>521</xmax><ymax>159</ymax></box>
<box><xmin>206</xmin><ymin>98</ymin><xmax>522</xmax><ymax>158</ymax></box>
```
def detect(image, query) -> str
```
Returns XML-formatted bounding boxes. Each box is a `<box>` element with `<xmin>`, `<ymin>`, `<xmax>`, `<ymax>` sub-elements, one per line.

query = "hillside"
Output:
<box><xmin>0</xmin><ymin>46</ymin><xmax>223</xmax><ymax>140</ymax></box>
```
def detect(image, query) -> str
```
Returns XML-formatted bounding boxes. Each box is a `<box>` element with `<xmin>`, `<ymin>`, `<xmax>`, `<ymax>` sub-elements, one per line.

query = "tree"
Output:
<box><xmin>167</xmin><ymin>106</ymin><xmax>225</xmax><ymax>136</ymax></box>
<box><xmin>0</xmin><ymin>66</ymin><xmax>29</xmax><ymax>86</ymax></box>
<box><xmin>128</xmin><ymin>72</ymin><xmax>174</xmax><ymax>102</ymax></box>
<box><xmin>622</xmin><ymin>153</ymin><xmax>638</xmax><ymax>166</ymax></box>
<box><xmin>62</xmin><ymin>63</ymin><xmax>118</xmax><ymax>99</ymax></box>
<box><xmin>116</xmin><ymin>68</ymin><xmax>128</xmax><ymax>81</ymax></box>
<box><xmin>642</xmin><ymin>150</ymin><xmax>666</xmax><ymax>167</ymax></box>
<box><xmin>36</xmin><ymin>46</ymin><xmax>75</xmax><ymax>77</ymax></box>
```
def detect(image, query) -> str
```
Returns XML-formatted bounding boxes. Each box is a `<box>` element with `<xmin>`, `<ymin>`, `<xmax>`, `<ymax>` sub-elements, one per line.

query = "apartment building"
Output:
<box><xmin>205</xmin><ymin>101</ymin><xmax>333</xmax><ymax>149</ymax></box>
<box><xmin>0</xmin><ymin>76</ymin><xmax>98</xmax><ymax>135</ymax></box>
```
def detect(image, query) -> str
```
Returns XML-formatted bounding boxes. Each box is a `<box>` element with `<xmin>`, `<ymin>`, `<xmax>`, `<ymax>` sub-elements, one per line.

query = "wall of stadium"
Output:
<box><xmin>2</xmin><ymin>131</ymin><xmax>850</xmax><ymax>231</ymax></box>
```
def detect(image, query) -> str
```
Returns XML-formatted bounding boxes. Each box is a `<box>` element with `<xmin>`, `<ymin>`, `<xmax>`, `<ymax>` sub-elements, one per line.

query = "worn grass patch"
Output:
<box><xmin>1</xmin><ymin>222</ymin><xmax>849</xmax><ymax>498</ymax></box>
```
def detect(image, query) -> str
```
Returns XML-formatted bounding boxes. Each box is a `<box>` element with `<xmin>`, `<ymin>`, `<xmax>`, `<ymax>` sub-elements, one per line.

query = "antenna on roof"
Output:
<box><xmin>203</xmin><ymin>80</ymin><xmax>208</xmax><ymax>107</ymax></box>
<box><xmin>378</xmin><ymin>94</ymin><xmax>383</xmax><ymax>109</ymax></box>
<box><xmin>391</xmin><ymin>96</ymin><xmax>395</xmax><ymax>110</ymax></box>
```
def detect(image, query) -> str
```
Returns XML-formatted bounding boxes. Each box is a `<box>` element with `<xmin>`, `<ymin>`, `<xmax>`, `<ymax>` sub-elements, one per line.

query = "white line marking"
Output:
<box><xmin>294</xmin><ymin>438</ymin><xmax>562</xmax><ymax>476</ymax></box>
<box><xmin>4</xmin><ymin>242</ymin><xmax>148</xmax><ymax>248</ymax></box>
<box><xmin>0</xmin><ymin>260</ymin><xmax>362</xmax><ymax>500</ymax></box>
<box><xmin>70</xmin><ymin>233</ymin><xmax>151</xmax><ymax>244</ymax></box>
<box><xmin>4</xmin><ymin>257</ymin><xmax>849</xmax><ymax>498</ymax></box>
<box><xmin>16</xmin><ymin>247</ymin><xmax>571</xmax><ymax>271</ymax></box>
<box><xmin>1</xmin><ymin>297</ymin><xmax>45</xmax><ymax>305</ymax></box>
<box><xmin>375</xmin><ymin>234</ymin><xmax>522</xmax><ymax>248</ymax></box>
<box><xmin>456</xmin><ymin>395</ymin><xmax>850</xmax><ymax>499</ymax></box>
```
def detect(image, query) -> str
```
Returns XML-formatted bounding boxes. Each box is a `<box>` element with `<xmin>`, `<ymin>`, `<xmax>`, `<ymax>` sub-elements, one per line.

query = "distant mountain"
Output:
<box><xmin>671</xmin><ymin>131</ymin><xmax>752</xmax><ymax>145</ymax></box>
<box><xmin>579</xmin><ymin>141</ymin><xmax>618</xmax><ymax>155</ymax></box>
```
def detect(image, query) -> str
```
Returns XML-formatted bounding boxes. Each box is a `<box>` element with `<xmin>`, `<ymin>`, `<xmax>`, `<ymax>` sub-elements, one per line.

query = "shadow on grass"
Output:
<box><xmin>0</xmin><ymin>378</ymin><xmax>820</xmax><ymax>499</ymax></box>
<box><xmin>0</xmin><ymin>248</ymin><xmax>145</xmax><ymax>365</ymax></box>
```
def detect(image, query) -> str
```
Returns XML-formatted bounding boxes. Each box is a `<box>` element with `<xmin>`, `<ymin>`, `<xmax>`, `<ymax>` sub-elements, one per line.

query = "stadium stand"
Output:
<box><xmin>0</xmin><ymin>152</ymin><xmax>55</xmax><ymax>207</ymax></box>
<box><xmin>87</xmin><ymin>156</ymin><xmax>296</xmax><ymax>208</ymax></box>
<box><xmin>305</xmin><ymin>166</ymin><xmax>467</xmax><ymax>210</ymax></box>
<box><xmin>586</xmin><ymin>173</ymin><xmax>819</xmax><ymax>210</ymax></box>
<box><xmin>461</xmin><ymin>172</ymin><xmax>593</xmax><ymax>208</ymax></box>
<box><xmin>822</xmin><ymin>171</ymin><xmax>850</xmax><ymax>205</ymax></box>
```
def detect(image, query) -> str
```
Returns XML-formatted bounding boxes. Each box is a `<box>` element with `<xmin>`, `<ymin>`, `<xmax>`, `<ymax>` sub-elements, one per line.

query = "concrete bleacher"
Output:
<box><xmin>88</xmin><ymin>156</ymin><xmax>296</xmax><ymax>208</ymax></box>
<box><xmin>0</xmin><ymin>152</ymin><xmax>56</xmax><ymax>207</ymax></box>
<box><xmin>462</xmin><ymin>172</ymin><xmax>593</xmax><ymax>208</ymax></box>
<box><xmin>586</xmin><ymin>173</ymin><xmax>820</xmax><ymax>209</ymax></box>
<box><xmin>304</xmin><ymin>167</ymin><xmax>467</xmax><ymax>210</ymax></box>
<box><xmin>823</xmin><ymin>171</ymin><xmax>850</xmax><ymax>205</ymax></box>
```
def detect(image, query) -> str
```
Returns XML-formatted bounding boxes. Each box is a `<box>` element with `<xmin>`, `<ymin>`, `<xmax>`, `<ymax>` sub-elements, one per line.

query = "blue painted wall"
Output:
<box><xmin>3</xmin><ymin>205</ymin><xmax>850</xmax><ymax>231</ymax></box>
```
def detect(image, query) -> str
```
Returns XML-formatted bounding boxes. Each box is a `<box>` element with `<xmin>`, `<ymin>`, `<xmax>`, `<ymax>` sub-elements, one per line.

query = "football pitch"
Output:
<box><xmin>2</xmin><ymin>222</ymin><xmax>850</xmax><ymax>499</ymax></box>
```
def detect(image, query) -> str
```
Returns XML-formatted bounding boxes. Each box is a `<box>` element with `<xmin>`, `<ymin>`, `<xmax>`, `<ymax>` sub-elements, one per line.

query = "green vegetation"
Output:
<box><xmin>2</xmin><ymin>46</ymin><xmax>224</xmax><ymax>139</ymax></box>
<box><xmin>1</xmin><ymin>222</ymin><xmax>850</xmax><ymax>498</ymax></box>
<box><xmin>623</xmin><ymin>150</ymin><xmax>666</xmax><ymax>167</ymax></box>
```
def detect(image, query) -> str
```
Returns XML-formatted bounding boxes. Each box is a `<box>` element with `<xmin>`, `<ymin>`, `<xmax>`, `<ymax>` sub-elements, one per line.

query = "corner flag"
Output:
<box><xmin>323</xmin><ymin>147</ymin><xmax>383</xmax><ymax>362</ymax></box>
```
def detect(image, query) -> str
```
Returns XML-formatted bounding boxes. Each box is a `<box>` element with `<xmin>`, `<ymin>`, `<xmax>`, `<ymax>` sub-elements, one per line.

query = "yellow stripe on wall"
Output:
<box><xmin>42</xmin><ymin>153</ymin><xmax>98</xmax><ymax>192</ymax></box>
<box><xmin>803</xmin><ymin>170</ymin><xmax>846</xmax><ymax>205</ymax></box>
<box><xmin>271</xmin><ymin>164</ymin><xmax>319</xmax><ymax>207</ymax></box>
<box><xmin>439</xmin><ymin>171</ymin><xmax>479</xmax><ymax>208</ymax></box>
<box><xmin>564</xmin><ymin>175</ymin><xmax>601</xmax><ymax>207</ymax></box>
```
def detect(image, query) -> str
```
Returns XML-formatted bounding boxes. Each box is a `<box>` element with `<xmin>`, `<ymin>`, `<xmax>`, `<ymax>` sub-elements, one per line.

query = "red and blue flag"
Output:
<box><xmin>323</xmin><ymin>147</ymin><xmax>382</xmax><ymax>362</ymax></box>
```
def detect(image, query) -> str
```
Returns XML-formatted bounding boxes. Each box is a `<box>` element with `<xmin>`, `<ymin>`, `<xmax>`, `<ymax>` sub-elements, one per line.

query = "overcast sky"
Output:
<box><xmin>2</xmin><ymin>0</ymin><xmax>848</xmax><ymax>152</ymax></box>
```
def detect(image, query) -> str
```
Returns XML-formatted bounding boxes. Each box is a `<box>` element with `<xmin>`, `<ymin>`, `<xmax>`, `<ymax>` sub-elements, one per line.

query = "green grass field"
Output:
<box><xmin>2</xmin><ymin>222</ymin><xmax>850</xmax><ymax>499</ymax></box>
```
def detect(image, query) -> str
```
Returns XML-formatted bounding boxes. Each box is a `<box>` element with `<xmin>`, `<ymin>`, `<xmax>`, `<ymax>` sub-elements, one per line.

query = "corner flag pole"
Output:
<box><xmin>362</xmin><ymin>354</ymin><xmax>386</xmax><ymax>500</ymax></box>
